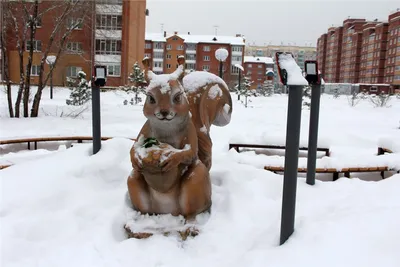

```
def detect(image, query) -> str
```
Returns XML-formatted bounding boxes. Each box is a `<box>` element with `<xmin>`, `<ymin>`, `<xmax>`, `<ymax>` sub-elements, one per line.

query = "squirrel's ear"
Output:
<box><xmin>177</xmin><ymin>56</ymin><xmax>186</xmax><ymax>83</ymax></box>
<box><xmin>142</xmin><ymin>57</ymin><xmax>152</xmax><ymax>84</ymax></box>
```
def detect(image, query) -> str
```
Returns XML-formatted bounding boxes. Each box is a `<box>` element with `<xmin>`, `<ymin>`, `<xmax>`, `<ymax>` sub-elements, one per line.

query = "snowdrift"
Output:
<box><xmin>1</xmin><ymin>138</ymin><xmax>400</xmax><ymax>267</ymax></box>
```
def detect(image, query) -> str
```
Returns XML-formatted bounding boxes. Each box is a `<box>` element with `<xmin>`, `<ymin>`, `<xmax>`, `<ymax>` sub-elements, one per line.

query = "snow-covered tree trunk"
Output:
<box><xmin>0</xmin><ymin>2</ymin><xmax>14</xmax><ymax>117</ymax></box>
<box><xmin>23</xmin><ymin>0</ymin><xmax>39</xmax><ymax>117</ymax></box>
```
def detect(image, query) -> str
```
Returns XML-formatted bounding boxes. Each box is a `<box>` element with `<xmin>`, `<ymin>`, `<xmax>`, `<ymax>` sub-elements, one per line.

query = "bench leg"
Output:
<box><xmin>78</xmin><ymin>139</ymin><xmax>82</xmax><ymax>143</ymax></box>
<box><xmin>34</xmin><ymin>141</ymin><xmax>38</xmax><ymax>150</ymax></box>
<box><xmin>380</xmin><ymin>171</ymin><xmax>385</xmax><ymax>179</ymax></box>
<box><xmin>344</xmin><ymin>172</ymin><xmax>350</xmax><ymax>178</ymax></box>
<box><xmin>27</xmin><ymin>142</ymin><xmax>30</xmax><ymax>150</ymax></box>
<box><xmin>333</xmin><ymin>172</ymin><xmax>339</xmax><ymax>181</ymax></box>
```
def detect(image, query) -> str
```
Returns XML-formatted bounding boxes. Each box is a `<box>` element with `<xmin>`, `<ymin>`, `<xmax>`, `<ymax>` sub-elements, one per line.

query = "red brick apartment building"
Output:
<box><xmin>317</xmin><ymin>10</ymin><xmax>400</xmax><ymax>93</ymax></box>
<box><xmin>243</xmin><ymin>56</ymin><xmax>274</xmax><ymax>89</ymax></box>
<box><xmin>1</xmin><ymin>0</ymin><xmax>147</xmax><ymax>88</ymax></box>
<box><xmin>145</xmin><ymin>31</ymin><xmax>246</xmax><ymax>87</ymax></box>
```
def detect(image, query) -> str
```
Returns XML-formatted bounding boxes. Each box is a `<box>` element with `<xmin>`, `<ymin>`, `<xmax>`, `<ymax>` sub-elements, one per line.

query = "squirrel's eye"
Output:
<box><xmin>147</xmin><ymin>95</ymin><xmax>156</xmax><ymax>104</ymax></box>
<box><xmin>174</xmin><ymin>94</ymin><xmax>181</xmax><ymax>103</ymax></box>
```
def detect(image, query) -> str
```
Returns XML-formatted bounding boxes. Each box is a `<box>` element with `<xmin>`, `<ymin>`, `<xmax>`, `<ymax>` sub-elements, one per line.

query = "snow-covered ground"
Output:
<box><xmin>1</xmin><ymin>87</ymin><xmax>400</xmax><ymax>267</ymax></box>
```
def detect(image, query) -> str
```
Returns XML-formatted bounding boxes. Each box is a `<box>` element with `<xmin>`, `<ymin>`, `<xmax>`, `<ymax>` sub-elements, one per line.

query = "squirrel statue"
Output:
<box><xmin>127</xmin><ymin>56</ymin><xmax>232</xmax><ymax>220</ymax></box>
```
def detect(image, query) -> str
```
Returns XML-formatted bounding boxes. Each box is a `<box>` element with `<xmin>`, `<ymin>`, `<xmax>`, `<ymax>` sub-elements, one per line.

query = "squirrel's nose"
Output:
<box><xmin>160</xmin><ymin>110</ymin><xmax>169</xmax><ymax>117</ymax></box>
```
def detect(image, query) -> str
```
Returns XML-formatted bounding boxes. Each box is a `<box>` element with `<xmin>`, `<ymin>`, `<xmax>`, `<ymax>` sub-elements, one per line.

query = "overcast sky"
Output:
<box><xmin>146</xmin><ymin>0</ymin><xmax>399</xmax><ymax>47</ymax></box>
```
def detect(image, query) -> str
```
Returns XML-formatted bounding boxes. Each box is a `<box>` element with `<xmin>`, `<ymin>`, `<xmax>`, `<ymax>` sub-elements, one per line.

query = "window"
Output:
<box><xmin>258</xmin><ymin>65</ymin><xmax>262</xmax><ymax>68</ymax></box>
<box><xmin>95</xmin><ymin>39</ymin><xmax>122</xmax><ymax>55</ymax></box>
<box><xmin>107</xmin><ymin>64</ymin><xmax>121</xmax><ymax>76</ymax></box>
<box><xmin>166</xmin><ymin>44</ymin><xmax>172</xmax><ymax>50</ymax></box>
<box><xmin>153</xmin><ymin>62</ymin><xmax>162</xmax><ymax>68</ymax></box>
<box><xmin>202</xmin><ymin>65</ymin><xmax>210</xmax><ymax>71</ymax></box>
<box><xmin>34</xmin><ymin>17</ymin><xmax>42</xmax><ymax>28</ymax></box>
<box><xmin>144</xmin><ymin>53</ymin><xmax>151</xmax><ymax>58</ymax></box>
<box><xmin>96</xmin><ymin>14</ymin><xmax>122</xmax><ymax>30</ymax></box>
<box><xmin>28</xmin><ymin>65</ymin><xmax>40</xmax><ymax>76</ymax></box>
<box><xmin>203</xmin><ymin>46</ymin><xmax>210</xmax><ymax>52</ymax></box>
<box><xmin>67</xmin><ymin>17</ymin><xmax>83</xmax><ymax>30</ymax></box>
<box><xmin>166</xmin><ymin>54</ymin><xmax>172</xmax><ymax>59</ymax></box>
<box><xmin>66</xmin><ymin>42</ymin><xmax>82</xmax><ymax>53</ymax></box>
<box><xmin>166</xmin><ymin>64</ymin><xmax>171</xmax><ymax>69</ymax></box>
<box><xmin>185</xmin><ymin>63</ymin><xmax>196</xmax><ymax>70</ymax></box>
<box><xmin>248</xmin><ymin>64</ymin><xmax>252</xmax><ymax>68</ymax></box>
<box><xmin>66</xmin><ymin>66</ymin><xmax>82</xmax><ymax>77</ymax></box>
<box><xmin>232</xmin><ymin>46</ymin><xmax>243</xmax><ymax>52</ymax></box>
<box><xmin>186</xmin><ymin>54</ymin><xmax>196</xmax><ymax>60</ymax></box>
<box><xmin>154</xmin><ymin>42</ymin><xmax>164</xmax><ymax>49</ymax></box>
<box><xmin>177</xmin><ymin>45</ymin><xmax>184</xmax><ymax>50</ymax></box>
<box><xmin>186</xmin><ymin>43</ymin><xmax>196</xmax><ymax>50</ymax></box>
<box><xmin>203</xmin><ymin>56</ymin><xmax>210</xmax><ymax>61</ymax></box>
<box><xmin>26</xmin><ymin>40</ymin><xmax>42</xmax><ymax>51</ymax></box>
<box><xmin>145</xmin><ymin>43</ymin><xmax>152</xmax><ymax>49</ymax></box>
<box><xmin>231</xmin><ymin>65</ymin><xmax>239</xmax><ymax>74</ymax></box>
<box><xmin>153</xmin><ymin>52</ymin><xmax>163</xmax><ymax>59</ymax></box>
<box><xmin>232</xmin><ymin>56</ymin><xmax>242</xmax><ymax>62</ymax></box>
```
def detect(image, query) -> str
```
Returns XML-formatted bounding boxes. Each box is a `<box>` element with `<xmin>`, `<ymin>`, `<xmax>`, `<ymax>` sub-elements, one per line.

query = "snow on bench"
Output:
<box><xmin>229</xmin><ymin>132</ymin><xmax>331</xmax><ymax>148</ymax></box>
<box><xmin>0</xmin><ymin>135</ymin><xmax>136</xmax><ymax>150</ymax></box>
<box><xmin>229</xmin><ymin>149</ymin><xmax>400</xmax><ymax>180</ymax></box>
<box><xmin>229</xmin><ymin>132</ymin><xmax>331</xmax><ymax>156</ymax></box>
<box><xmin>377</xmin><ymin>136</ymin><xmax>400</xmax><ymax>154</ymax></box>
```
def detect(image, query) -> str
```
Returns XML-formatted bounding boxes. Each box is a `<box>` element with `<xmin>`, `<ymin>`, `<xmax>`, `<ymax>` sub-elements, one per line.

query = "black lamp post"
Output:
<box><xmin>46</xmin><ymin>55</ymin><xmax>56</xmax><ymax>99</ymax></box>
<box><xmin>215</xmin><ymin>48</ymin><xmax>229</xmax><ymax>79</ymax></box>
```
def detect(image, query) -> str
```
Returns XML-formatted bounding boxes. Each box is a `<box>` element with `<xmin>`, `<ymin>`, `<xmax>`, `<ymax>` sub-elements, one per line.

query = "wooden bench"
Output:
<box><xmin>0</xmin><ymin>136</ymin><xmax>136</xmax><ymax>150</ymax></box>
<box><xmin>264</xmin><ymin>166</ymin><xmax>396</xmax><ymax>181</ymax></box>
<box><xmin>229</xmin><ymin>143</ymin><xmax>330</xmax><ymax>157</ymax></box>
<box><xmin>378</xmin><ymin>147</ymin><xmax>394</xmax><ymax>155</ymax></box>
<box><xmin>0</xmin><ymin>164</ymin><xmax>11</xmax><ymax>170</ymax></box>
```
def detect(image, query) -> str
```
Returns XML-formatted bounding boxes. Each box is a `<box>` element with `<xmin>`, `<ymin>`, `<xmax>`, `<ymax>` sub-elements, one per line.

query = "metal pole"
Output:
<box><xmin>219</xmin><ymin>61</ymin><xmax>223</xmax><ymax>78</ymax></box>
<box><xmin>92</xmin><ymin>81</ymin><xmax>101</xmax><ymax>154</ymax></box>
<box><xmin>306</xmin><ymin>84</ymin><xmax>321</xmax><ymax>185</ymax></box>
<box><xmin>238</xmin><ymin>69</ymin><xmax>241</xmax><ymax>101</ymax></box>
<box><xmin>50</xmin><ymin>67</ymin><xmax>53</xmax><ymax>99</ymax></box>
<box><xmin>280</xmin><ymin>85</ymin><xmax>303</xmax><ymax>245</ymax></box>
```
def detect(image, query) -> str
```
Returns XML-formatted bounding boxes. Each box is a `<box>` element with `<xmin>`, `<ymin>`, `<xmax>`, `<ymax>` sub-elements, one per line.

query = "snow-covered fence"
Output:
<box><xmin>323</xmin><ymin>83</ymin><xmax>358</xmax><ymax>95</ymax></box>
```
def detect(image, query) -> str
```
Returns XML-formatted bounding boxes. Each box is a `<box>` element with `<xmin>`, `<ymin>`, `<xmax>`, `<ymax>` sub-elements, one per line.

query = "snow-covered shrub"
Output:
<box><xmin>121</xmin><ymin>62</ymin><xmax>146</xmax><ymax>105</ymax></box>
<box><xmin>333</xmin><ymin>87</ymin><xmax>340</xmax><ymax>99</ymax></box>
<box><xmin>257</xmin><ymin>80</ymin><xmax>274</xmax><ymax>97</ymax></box>
<box><xmin>66</xmin><ymin>71</ymin><xmax>91</xmax><ymax>106</ymax></box>
<box><xmin>235</xmin><ymin>75</ymin><xmax>254</xmax><ymax>108</ymax></box>
<box><xmin>347</xmin><ymin>91</ymin><xmax>362</xmax><ymax>107</ymax></box>
<box><xmin>369</xmin><ymin>91</ymin><xmax>391</xmax><ymax>108</ymax></box>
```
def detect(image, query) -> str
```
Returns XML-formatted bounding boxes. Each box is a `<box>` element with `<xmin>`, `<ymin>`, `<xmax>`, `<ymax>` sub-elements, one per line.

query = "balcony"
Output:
<box><xmin>96</xmin><ymin>29</ymin><xmax>122</xmax><ymax>39</ymax></box>
<box><xmin>96</xmin><ymin>4</ymin><xmax>123</xmax><ymax>15</ymax></box>
<box><xmin>95</xmin><ymin>54</ymin><xmax>121</xmax><ymax>63</ymax></box>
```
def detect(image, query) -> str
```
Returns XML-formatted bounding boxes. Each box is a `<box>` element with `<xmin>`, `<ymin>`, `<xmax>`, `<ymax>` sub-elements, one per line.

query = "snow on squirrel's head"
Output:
<box><xmin>142</xmin><ymin>56</ymin><xmax>189</xmax><ymax>125</ymax></box>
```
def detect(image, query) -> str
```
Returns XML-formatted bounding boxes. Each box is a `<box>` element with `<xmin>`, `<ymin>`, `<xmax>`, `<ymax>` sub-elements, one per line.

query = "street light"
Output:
<box><xmin>234</xmin><ymin>63</ymin><xmax>244</xmax><ymax>100</ymax></box>
<box><xmin>92</xmin><ymin>65</ymin><xmax>107</xmax><ymax>155</ymax></box>
<box><xmin>215</xmin><ymin>48</ymin><xmax>229</xmax><ymax>78</ymax></box>
<box><xmin>304</xmin><ymin>60</ymin><xmax>321</xmax><ymax>186</ymax></box>
<box><xmin>275</xmin><ymin>52</ymin><xmax>309</xmax><ymax>246</ymax></box>
<box><xmin>45</xmin><ymin>55</ymin><xmax>56</xmax><ymax>99</ymax></box>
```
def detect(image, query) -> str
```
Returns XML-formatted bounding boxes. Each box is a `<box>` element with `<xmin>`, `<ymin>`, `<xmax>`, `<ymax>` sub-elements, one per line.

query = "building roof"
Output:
<box><xmin>145</xmin><ymin>33</ymin><xmax>166</xmax><ymax>42</ymax></box>
<box><xmin>244</xmin><ymin>56</ymin><xmax>274</xmax><ymax>64</ymax></box>
<box><xmin>145</xmin><ymin>32</ymin><xmax>245</xmax><ymax>46</ymax></box>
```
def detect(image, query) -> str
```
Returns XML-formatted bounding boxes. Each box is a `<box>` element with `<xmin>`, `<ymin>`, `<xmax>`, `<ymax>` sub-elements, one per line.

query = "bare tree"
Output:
<box><xmin>0</xmin><ymin>1</ymin><xmax>14</xmax><ymax>117</ymax></box>
<box><xmin>1</xmin><ymin>0</ymin><xmax>93</xmax><ymax>118</ymax></box>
